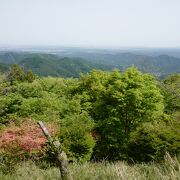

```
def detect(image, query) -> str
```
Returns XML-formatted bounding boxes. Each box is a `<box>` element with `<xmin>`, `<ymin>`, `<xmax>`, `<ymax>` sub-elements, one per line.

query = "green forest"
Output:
<box><xmin>0</xmin><ymin>64</ymin><xmax>180</xmax><ymax>179</ymax></box>
<box><xmin>0</xmin><ymin>52</ymin><xmax>180</xmax><ymax>78</ymax></box>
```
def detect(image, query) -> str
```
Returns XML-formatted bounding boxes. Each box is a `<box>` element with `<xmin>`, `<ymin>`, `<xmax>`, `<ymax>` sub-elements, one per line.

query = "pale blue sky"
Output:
<box><xmin>0</xmin><ymin>0</ymin><xmax>180</xmax><ymax>47</ymax></box>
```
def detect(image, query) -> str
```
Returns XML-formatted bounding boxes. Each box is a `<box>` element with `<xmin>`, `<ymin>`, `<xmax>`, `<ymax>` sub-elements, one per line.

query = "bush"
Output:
<box><xmin>0</xmin><ymin>119</ymin><xmax>57</xmax><ymax>169</ymax></box>
<box><xmin>0</xmin><ymin>93</ymin><xmax>23</xmax><ymax>124</ymax></box>
<box><xmin>59</xmin><ymin>112</ymin><xmax>95</xmax><ymax>162</ymax></box>
<box><xmin>127</xmin><ymin>116</ymin><xmax>180</xmax><ymax>162</ymax></box>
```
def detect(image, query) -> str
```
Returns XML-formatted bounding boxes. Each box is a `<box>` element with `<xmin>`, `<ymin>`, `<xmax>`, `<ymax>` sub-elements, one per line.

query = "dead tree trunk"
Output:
<box><xmin>38</xmin><ymin>121</ymin><xmax>73</xmax><ymax>180</ymax></box>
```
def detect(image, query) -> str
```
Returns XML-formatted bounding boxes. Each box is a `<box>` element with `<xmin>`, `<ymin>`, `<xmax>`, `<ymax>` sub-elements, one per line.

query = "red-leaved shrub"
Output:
<box><xmin>0</xmin><ymin>119</ymin><xmax>57</xmax><ymax>154</ymax></box>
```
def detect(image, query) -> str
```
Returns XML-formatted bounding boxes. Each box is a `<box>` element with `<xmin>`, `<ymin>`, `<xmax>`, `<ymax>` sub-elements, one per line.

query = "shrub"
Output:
<box><xmin>0</xmin><ymin>119</ymin><xmax>57</xmax><ymax>168</ymax></box>
<box><xmin>59</xmin><ymin>112</ymin><xmax>95</xmax><ymax>162</ymax></box>
<box><xmin>0</xmin><ymin>93</ymin><xmax>23</xmax><ymax>124</ymax></box>
<box><xmin>127</xmin><ymin>116</ymin><xmax>180</xmax><ymax>162</ymax></box>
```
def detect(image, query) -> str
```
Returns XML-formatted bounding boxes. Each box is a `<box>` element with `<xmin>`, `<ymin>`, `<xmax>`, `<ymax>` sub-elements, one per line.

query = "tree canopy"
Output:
<box><xmin>75</xmin><ymin>67</ymin><xmax>164</xmax><ymax>159</ymax></box>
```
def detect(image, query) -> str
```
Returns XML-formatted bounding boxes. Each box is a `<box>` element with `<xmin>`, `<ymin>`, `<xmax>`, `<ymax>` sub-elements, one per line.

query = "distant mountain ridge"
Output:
<box><xmin>0</xmin><ymin>51</ymin><xmax>179</xmax><ymax>78</ymax></box>
<box><xmin>0</xmin><ymin>52</ymin><xmax>112</xmax><ymax>77</ymax></box>
<box><xmin>19</xmin><ymin>56</ymin><xmax>111</xmax><ymax>77</ymax></box>
<box><xmin>57</xmin><ymin>51</ymin><xmax>180</xmax><ymax>76</ymax></box>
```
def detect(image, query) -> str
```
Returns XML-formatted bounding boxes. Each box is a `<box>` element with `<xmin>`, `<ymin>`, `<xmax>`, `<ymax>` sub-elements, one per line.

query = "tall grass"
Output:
<box><xmin>0</xmin><ymin>154</ymin><xmax>179</xmax><ymax>180</ymax></box>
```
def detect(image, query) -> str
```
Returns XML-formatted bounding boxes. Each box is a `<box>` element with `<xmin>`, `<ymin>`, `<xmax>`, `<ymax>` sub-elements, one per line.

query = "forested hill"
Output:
<box><xmin>0</xmin><ymin>52</ymin><xmax>112</xmax><ymax>77</ymax></box>
<box><xmin>0</xmin><ymin>62</ymin><xmax>9</xmax><ymax>73</ymax></box>
<box><xmin>0</xmin><ymin>51</ymin><xmax>179</xmax><ymax>77</ymax></box>
<box><xmin>63</xmin><ymin>52</ymin><xmax>180</xmax><ymax>76</ymax></box>
<box><xmin>19</xmin><ymin>57</ymin><xmax>112</xmax><ymax>77</ymax></box>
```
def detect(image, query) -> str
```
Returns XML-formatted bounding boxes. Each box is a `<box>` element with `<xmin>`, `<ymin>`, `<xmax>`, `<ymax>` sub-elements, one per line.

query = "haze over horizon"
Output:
<box><xmin>0</xmin><ymin>0</ymin><xmax>180</xmax><ymax>48</ymax></box>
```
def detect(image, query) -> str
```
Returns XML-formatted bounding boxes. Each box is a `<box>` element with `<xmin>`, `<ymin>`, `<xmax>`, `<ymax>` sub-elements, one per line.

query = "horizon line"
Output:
<box><xmin>0</xmin><ymin>44</ymin><xmax>180</xmax><ymax>50</ymax></box>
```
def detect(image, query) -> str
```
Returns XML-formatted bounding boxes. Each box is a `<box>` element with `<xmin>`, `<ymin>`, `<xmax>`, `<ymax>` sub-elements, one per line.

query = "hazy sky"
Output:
<box><xmin>0</xmin><ymin>0</ymin><xmax>180</xmax><ymax>47</ymax></box>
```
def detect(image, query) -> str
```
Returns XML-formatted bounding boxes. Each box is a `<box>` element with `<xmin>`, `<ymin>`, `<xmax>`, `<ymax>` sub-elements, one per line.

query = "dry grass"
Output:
<box><xmin>0</xmin><ymin>154</ymin><xmax>179</xmax><ymax>180</ymax></box>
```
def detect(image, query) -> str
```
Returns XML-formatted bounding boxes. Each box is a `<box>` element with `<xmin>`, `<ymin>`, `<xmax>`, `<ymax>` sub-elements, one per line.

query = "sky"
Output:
<box><xmin>0</xmin><ymin>0</ymin><xmax>180</xmax><ymax>48</ymax></box>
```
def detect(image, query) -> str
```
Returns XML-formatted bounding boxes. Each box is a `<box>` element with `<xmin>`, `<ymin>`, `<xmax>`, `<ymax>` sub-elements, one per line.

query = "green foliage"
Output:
<box><xmin>0</xmin><ymin>76</ymin><xmax>95</xmax><ymax>162</ymax></box>
<box><xmin>127</xmin><ymin>116</ymin><xmax>180</xmax><ymax>162</ymax></box>
<box><xmin>5</xmin><ymin>64</ymin><xmax>36</xmax><ymax>84</ymax></box>
<box><xmin>0</xmin><ymin>93</ymin><xmax>23</xmax><ymax>124</ymax></box>
<box><xmin>6</xmin><ymin>64</ymin><xmax>26</xmax><ymax>84</ymax></box>
<box><xmin>76</xmin><ymin>67</ymin><xmax>164</xmax><ymax>160</ymax></box>
<box><xmin>0</xmin><ymin>65</ymin><xmax>179</xmax><ymax>163</ymax></box>
<box><xmin>59</xmin><ymin>112</ymin><xmax>95</xmax><ymax>162</ymax></box>
<box><xmin>26</xmin><ymin>70</ymin><xmax>36</xmax><ymax>83</ymax></box>
<box><xmin>161</xmin><ymin>74</ymin><xmax>180</xmax><ymax>114</ymax></box>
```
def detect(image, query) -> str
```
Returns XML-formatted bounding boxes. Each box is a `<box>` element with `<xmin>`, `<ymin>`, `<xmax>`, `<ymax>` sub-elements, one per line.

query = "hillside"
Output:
<box><xmin>59</xmin><ymin>51</ymin><xmax>180</xmax><ymax>76</ymax></box>
<box><xmin>0</xmin><ymin>52</ymin><xmax>112</xmax><ymax>77</ymax></box>
<box><xmin>19</xmin><ymin>56</ymin><xmax>112</xmax><ymax>77</ymax></box>
<box><xmin>0</xmin><ymin>62</ymin><xmax>9</xmax><ymax>73</ymax></box>
<box><xmin>0</xmin><ymin>51</ymin><xmax>180</xmax><ymax>77</ymax></box>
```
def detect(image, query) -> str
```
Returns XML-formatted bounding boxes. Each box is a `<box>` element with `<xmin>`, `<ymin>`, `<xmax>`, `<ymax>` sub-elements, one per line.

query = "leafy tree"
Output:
<box><xmin>76</xmin><ymin>67</ymin><xmax>164</xmax><ymax>160</ymax></box>
<box><xmin>6</xmin><ymin>64</ymin><xmax>26</xmax><ymax>84</ymax></box>
<box><xmin>26</xmin><ymin>70</ymin><xmax>35</xmax><ymax>83</ymax></box>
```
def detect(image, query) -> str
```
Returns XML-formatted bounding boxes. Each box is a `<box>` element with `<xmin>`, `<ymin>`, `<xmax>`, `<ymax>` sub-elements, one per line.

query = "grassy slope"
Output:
<box><xmin>1</xmin><ymin>155</ymin><xmax>179</xmax><ymax>180</ymax></box>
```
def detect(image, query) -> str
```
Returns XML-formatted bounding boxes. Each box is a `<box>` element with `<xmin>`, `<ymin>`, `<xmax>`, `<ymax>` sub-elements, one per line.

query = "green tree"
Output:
<box><xmin>26</xmin><ymin>70</ymin><xmax>35</xmax><ymax>83</ymax></box>
<box><xmin>76</xmin><ymin>67</ymin><xmax>164</xmax><ymax>160</ymax></box>
<box><xmin>6</xmin><ymin>64</ymin><xmax>26</xmax><ymax>84</ymax></box>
